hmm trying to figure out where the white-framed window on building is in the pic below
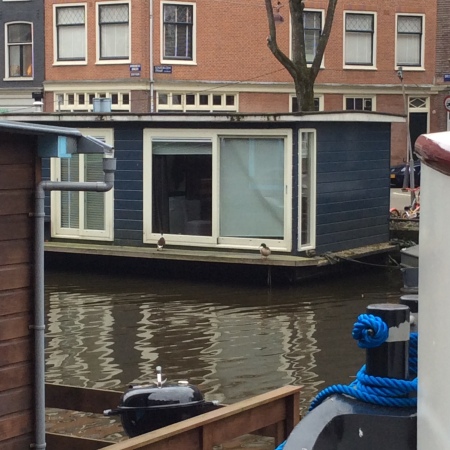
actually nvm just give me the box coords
[97,2,130,61]
[161,2,195,63]
[143,129,292,251]
[298,129,316,251]
[54,91,130,112]
[396,15,423,68]
[291,95,323,112]
[304,10,322,64]
[344,12,375,67]
[344,96,374,111]
[5,22,32,78]
[55,5,86,62]
[157,92,237,112]
[50,128,114,241]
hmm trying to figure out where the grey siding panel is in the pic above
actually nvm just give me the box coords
[313,121,391,255]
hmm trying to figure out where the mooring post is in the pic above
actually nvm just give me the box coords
[365,303,410,379]
[400,294,419,333]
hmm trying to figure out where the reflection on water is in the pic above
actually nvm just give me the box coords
[45,268,403,413]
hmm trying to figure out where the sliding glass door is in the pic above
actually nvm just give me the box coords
[144,129,292,250]
[219,137,285,241]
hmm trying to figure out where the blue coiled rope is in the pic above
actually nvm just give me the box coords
[274,316,418,450]
[309,314,418,411]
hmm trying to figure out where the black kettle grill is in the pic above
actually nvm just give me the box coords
[104,366,219,437]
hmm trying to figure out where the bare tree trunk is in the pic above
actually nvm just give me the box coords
[265,0,338,112]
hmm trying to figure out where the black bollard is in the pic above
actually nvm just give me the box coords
[400,294,418,333]
[365,303,410,380]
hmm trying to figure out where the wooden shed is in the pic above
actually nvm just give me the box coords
[0,130,37,450]
[0,120,114,449]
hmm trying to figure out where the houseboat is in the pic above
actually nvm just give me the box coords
[5,111,403,282]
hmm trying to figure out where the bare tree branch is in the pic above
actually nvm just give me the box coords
[265,0,339,111]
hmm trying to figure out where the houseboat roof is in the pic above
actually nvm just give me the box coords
[0,111,406,124]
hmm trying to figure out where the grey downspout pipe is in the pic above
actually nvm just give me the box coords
[33,157,116,449]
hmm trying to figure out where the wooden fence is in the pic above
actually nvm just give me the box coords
[45,384,301,450]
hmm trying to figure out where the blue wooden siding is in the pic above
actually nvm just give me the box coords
[313,122,391,254]
[113,126,145,246]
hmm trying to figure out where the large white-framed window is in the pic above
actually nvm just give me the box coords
[344,12,376,68]
[97,2,130,62]
[298,129,316,251]
[161,1,196,64]
[5,22,32,79]
[50,128,114,241]
[396,14,424,69]
[54,4,86,63]
[143,129,292,251]
[344,96,375,111]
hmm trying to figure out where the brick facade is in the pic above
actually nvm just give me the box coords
[43,0,441,163]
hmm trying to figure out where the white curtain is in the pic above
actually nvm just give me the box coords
[397,17,421,65]
[61,156,80,229]
[84,154,105,231]
[219,138,284,238]
[57,7,85,59]
[345,14,373,65]
[101,23,129,58]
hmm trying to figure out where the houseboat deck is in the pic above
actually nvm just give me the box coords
[44,241,397,268]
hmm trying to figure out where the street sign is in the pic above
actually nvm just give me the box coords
[154,65,172,74]
[130,64,141,77]
[444,74,450,82]
[444,95,450,112]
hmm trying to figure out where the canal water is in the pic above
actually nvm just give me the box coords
[44,263,404,415]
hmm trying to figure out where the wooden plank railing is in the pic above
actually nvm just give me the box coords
[46,383,123,414]
[45,384,301,450]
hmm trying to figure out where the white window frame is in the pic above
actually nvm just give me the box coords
[343,96,376,111]
[156,92,237,112]
[161,1,196,65]
[143,128,292,251]
[4,21,33,80]
[54,91,130,112]
[50,128,114,241]
[96,1,131,64]
[395,14,425,71]
[304,9,324,65]
[53,3,87,65]
[289,9,325,68]
[343,11,377,70]
[298,129,317,251]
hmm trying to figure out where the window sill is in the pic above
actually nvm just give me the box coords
[3,77,33,81]
[343,65,377,71]
[96,59,131,65]
[395,66,425,72]
[53,61,87,66]
[160,60,197,66]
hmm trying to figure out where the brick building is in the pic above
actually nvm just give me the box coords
[42,0,439,163]
[0,0,45,113]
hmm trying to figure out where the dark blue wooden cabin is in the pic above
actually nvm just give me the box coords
[34,112,403,271]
